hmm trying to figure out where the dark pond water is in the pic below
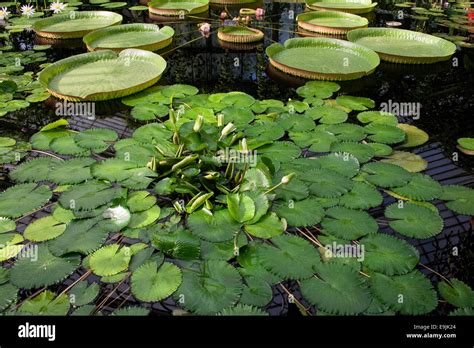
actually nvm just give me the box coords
[1,0,473,315]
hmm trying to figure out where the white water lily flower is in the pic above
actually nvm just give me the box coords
[50,1,67,14]
[102,205,131,229]
[0,7,10,20]
[20,4,35,17]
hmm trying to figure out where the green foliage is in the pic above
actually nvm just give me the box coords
[0,183,52,218]
[361,233,419,275]
[321,206,378,239]
[438,279,474,308]
[89,244,131,277]
[11,246,80,289]
[19,290,70,315]
[385,202,443,238]
[259,234,321,280]
[300,263,371,314]
[176,260,242,314]
[131,261,182,302]
[0,81,468,316]
[370,271,438,315]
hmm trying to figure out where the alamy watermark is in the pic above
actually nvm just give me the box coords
[55,100,95,120]
[380,99,421,119]
[0,243,38,262]
[215,147,257,167]
[324,241,365,262]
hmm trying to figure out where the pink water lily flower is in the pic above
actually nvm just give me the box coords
[198,22,211,36]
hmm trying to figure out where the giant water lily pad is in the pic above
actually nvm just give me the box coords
[217,26,264,43]
[83,24,174,52]
[305,0,378,14]
[297,11,368,35]
[347,28,456,64]
[266,38,380,81]
[148,0,209,16]
[33,11,123,39]
[38,49,167,101]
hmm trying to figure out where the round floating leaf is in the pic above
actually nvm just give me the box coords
[48,158,95,184]
[131,261,182,302]
[321,206,378,240]
[131,103,169,120]
[244,212,286,239]
[306,105,348,124]
[300,263,371,315]
[92,158,157,189]
[200,233,247,261]
[316,152,360,178]
[320,123,367,142]
[9,157,59,183]
[69,281,100,307]
[0,218,16,234]
[48,216,109,256]
[74,128,117,151]
[239,275,272,307]
[24,215,66,242]
[59,181,123,211]
[330,142,375,163]
[362,162,412,188]
[367,142,393,156]
[391,173,442,201]
[361,233,419,275]
[385,202,443,238]
[296,81,340,99]
[127,191,157,213]
[50,135,90,156]
[370,271,438,315]
[438,279,474,308]
[276,113,315,132]
[300,169,353,198]
[457,137,474,151]
[357,111,398,126]
[365,123,406,144]
[0,183,52,218]
[176,260,242,315]
[188,209,241,242]
[18,290,70,315]
[237,242,283,285]
[128,205,161,229]
[381,151,427,172]
[336,95,375,111]
[89,244,131,277]
[272,198,325,227]
[440,185,474,215]
[398,124,429,148]
[219,304,268,316]
[339,182,383,210]
[10,246,80,290]
[259,234,321,280]
[0,283,18,311]
[289,129,337,152]
[258,141,301,164]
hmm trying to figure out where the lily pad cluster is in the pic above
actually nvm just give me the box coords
[0,81,473,316]
[0,43,51,116]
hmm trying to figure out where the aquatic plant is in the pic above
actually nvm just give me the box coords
[0,82,473,316]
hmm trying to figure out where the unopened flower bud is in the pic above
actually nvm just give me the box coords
[193,115,204,132]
